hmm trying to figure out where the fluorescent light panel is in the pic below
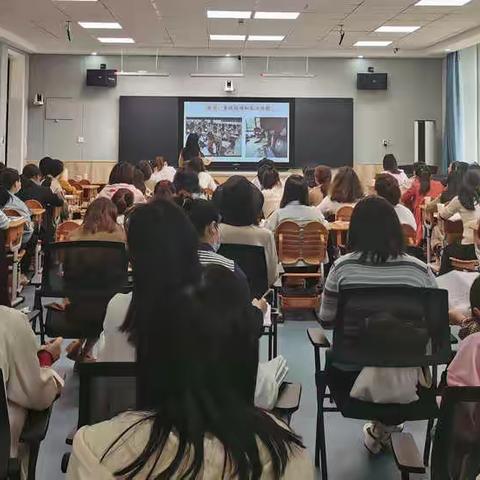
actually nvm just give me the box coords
[207,10,251,19]
[79,21,122,29]
[97,37,134,43]
[254,12,300,19]
[54,0,97,2]
[248,35,285,41]
[415,0,471,5]
[210,34,246,41]
[375,26,420,33]
[354,40,392,47]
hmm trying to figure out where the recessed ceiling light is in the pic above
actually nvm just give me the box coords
[207,10,252,19]
[91,51,98,55]
[357,55,364,58]
[248,35,285,41]
[415,0,472,5]
[97,37,135,43]
[79,22,122,29]
[354,40,392,47]
[210,34,246,41]
[375,26,420,33]
[254,12,300,19]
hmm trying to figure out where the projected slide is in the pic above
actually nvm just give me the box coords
[183,101,290,163]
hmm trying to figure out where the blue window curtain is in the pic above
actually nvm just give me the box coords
[443,52,463,171]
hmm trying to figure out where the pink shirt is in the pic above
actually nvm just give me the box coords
[97,183,146,204]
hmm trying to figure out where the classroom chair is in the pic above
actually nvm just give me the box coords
[308,286,452,480]
[61,362,303,472]
[37,241,128,343]
[218,243,278,359]
[0,230,9,306]
[392,386,480,480]
[402,224,417,247]
[334,206,353,251]
[0,369,54,480]
[275,221,327,313]
[442,218,464,246]
[55,221,80,242]
[25,200,44,276]
[449,257,480,272]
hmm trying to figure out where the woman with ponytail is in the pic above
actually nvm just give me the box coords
[401,163,444,244]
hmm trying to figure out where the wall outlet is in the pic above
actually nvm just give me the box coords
[77,136,85,144]
[382,139,392,147]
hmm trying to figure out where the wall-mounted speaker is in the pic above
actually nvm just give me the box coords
[86,69,117,87]
[357,73,388,90]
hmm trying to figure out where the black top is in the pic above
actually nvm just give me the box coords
[17,179,64,208]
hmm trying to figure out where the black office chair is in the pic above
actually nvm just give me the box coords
[0,369,54,480]
[61,362,302,472]
[218,243,278,359]
[392,386,480,480]
[308,286,452,480]
[37,241,128,343]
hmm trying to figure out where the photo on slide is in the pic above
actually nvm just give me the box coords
[245,117,288,159]
[185,117,242,157]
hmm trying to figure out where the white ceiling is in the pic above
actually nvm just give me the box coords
[1,0,480,57]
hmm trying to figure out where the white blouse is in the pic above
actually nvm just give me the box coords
[265,201,328,232]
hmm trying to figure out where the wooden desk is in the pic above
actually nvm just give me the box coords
[328,221,349,232]
[80,185,100,203]
[6,217,26,306]
[29,207,46,224]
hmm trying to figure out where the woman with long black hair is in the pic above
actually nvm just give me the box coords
[439,167,480,273]
[179,133,212,168]
[68,202,312,479]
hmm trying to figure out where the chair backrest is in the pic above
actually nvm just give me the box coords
[79,179,91,186]
[331,286,452,367]
[335,205,354,222]
[0,370,11,478]
[77,362,137,428]
[0,231,9,307]
[276,221,328,266]
[55,221,81,242]
[450,258,479,272]
[443,219,464,245]
[431,386,480,480]
[42,240,128,296]
[402,224,417,247]
[218,243,268,298]
[3,211,24,252]
[68,179,82,191]
[25,199,43,210]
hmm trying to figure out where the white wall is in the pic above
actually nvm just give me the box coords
[459,45,480,164]
[27,55,444,166]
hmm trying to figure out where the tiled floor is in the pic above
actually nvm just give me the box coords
[31,313,431,479]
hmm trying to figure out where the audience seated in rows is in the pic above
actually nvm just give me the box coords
[319,196,437,454]
[259,165,284,219]
[70,255,312,478]
[438,167,480,274]
[0,305,63,477]
[381,154,410,190]
[97,163,146,204]
[317,166,363,218]
[149,155,176,185]
[215,176,279,286]
[374,173,416,231]
[265,175,327,232]
[186,156,217,192]
[111,188,134,226]
[401,163,444,244]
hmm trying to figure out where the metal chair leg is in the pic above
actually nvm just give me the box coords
[423,418,434,467]
[315,373,328,480]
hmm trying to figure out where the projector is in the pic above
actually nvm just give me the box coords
[224,80,235,93]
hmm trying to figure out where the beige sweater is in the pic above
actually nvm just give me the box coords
[67,411,314,480]
[438,196,480,244]
[0,307,63,457]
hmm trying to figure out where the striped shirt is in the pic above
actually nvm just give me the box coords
[198,249,235,272]
[320,251,437,324]
[0,210,9,230]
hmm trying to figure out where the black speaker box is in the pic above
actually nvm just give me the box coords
[86,69,117,87]
[357,73,388,90]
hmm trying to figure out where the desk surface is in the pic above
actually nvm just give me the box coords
[8,217,26,228]
[328,221,349,231]
[30,208,46,216]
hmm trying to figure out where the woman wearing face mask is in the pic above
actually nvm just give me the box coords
[184,198,247,285]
